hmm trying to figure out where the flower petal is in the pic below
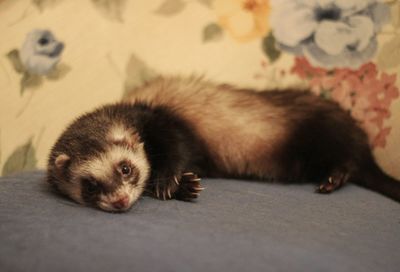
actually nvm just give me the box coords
[226,11,255,38]
[214,0,270,42]
[303,38,377,69]
[314,21,354,55]
[348,15,374,51]
[314,16,374,55]
[270,1,317,47]
[24,55,60,75]
[367,2,390,30]
[334,0,375,16]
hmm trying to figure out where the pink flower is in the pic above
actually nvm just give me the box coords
[356,62,378,79]
[331,80,355,111]
[352,96,370,121]
[372,127,392,148]
[368,73,399,108]
[291,57,326,79]
[291,57,399,148]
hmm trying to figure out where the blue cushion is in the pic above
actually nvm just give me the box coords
[0,171,399,272]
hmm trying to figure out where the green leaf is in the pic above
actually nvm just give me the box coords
[377,35,400,70]
[46,63,71,80]
[155,0,186,16]
[203,23,223,42]
[6,49,25,74]
[2,138,37,176]
[32,0,63,12]
[91,0,127,22]
[20,72,43,95]
[262,32,281,63]
[123,54,158,99]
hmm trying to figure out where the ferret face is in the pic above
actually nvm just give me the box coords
[49,128,150,212]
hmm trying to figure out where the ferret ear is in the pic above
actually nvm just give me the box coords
[118,132,141,148]
[109,131,142,149]
[137,142,144,150]
[55,154,70,170]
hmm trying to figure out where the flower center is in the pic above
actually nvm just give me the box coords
[243,0,259,12]
[314,6,341,22]
[38,37,49,46]
[346,41,360,52]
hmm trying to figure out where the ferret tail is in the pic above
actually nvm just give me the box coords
[352,157,400,203]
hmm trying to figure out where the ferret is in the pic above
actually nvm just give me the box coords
[47,76,400,212]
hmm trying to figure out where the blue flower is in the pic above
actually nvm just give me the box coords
[20,29,64,75]
[270,0,390,68]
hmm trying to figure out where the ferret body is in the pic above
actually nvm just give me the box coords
[47,76,400,212]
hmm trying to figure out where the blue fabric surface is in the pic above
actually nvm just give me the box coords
[0,171,399,272]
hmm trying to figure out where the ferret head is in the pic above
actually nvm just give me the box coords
[47,124,150,212]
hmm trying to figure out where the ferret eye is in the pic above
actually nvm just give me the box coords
[121,164,131,176]
[82,178,100,194]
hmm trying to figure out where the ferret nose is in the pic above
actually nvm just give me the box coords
[112,196,130,210]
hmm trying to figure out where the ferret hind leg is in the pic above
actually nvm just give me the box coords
[316,165,354,194]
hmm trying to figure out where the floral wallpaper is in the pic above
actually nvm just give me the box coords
[0,0,399,179]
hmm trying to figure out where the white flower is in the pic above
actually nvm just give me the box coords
[270,0,390,68]
[20,29,64,75]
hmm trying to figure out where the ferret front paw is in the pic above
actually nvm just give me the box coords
[175,172,204,201]
[153,179,179,200]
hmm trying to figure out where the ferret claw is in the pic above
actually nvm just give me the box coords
[155,185,160,199]
[317,172,349,194]
[190,178,201,182]
[167,188,172,199]
[175,172,204,201]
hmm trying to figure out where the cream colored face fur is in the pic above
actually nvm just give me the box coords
[56,126,150,212]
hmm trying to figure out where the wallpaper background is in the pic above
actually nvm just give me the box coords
[0,0,399,179]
